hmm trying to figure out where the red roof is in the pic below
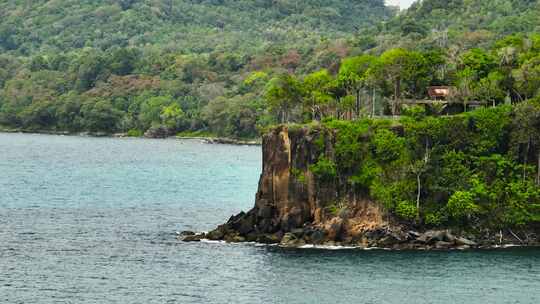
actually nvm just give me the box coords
[428,86,452,98]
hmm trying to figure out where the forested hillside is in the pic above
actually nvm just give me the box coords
[364,0,540,52]
[0,0,391,55]
[1,0,540,139]
[0,0,393,137]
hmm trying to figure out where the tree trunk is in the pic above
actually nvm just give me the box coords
[416,173,421,219]
[393,77,401,116]
[371,88,375,118]
[537,151,540,186]
[355,89,360,119]
[312,96,316,121]
[524,138,530,181]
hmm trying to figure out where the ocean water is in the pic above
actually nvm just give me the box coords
[1,132,539,304]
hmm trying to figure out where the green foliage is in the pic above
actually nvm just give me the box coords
[465,105,512,155]
[324,119,371,171]
[291,168,307,185]
[349,160,381,189]
[370,179,416,210]
[127,129,143,137]
[401,105,426,120]
[425,212,445,226]
[265,74,303,123]
[325,200,348,217]
[80,99,122,133]
[372,129,407,164]
[309,157,337,182]
[0,0,392,55]
[395,201,418,220]
[447,191,480,220]
[502,181,540,226]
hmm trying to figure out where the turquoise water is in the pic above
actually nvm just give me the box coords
[1,133,539,304]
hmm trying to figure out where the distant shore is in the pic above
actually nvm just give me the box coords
[0,128,261,146]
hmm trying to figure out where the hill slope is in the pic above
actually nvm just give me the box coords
[0,0,392,55]
[365,0,540,51]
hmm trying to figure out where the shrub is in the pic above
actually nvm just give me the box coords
[425,212,444,226]
[401,105,426,120]
[395,201,418,220]
[447,191,479,219]
[325,200,348,217]
[348,161,381,189]
[309,157,337,181]
[127,129,143,137]
[372,129,407,163]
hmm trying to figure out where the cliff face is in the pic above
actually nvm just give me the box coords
[184,109,540,249]
[204,125,410,248]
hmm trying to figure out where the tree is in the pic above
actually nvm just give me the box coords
[108,48,138,76]
[265,74,303,123]
[75,51,106,91]
[475,71,505,107]
[302,69,334,120]
[513,55,540,100]
[139,95,175,129]
[160,103,186,130]
[459,48,497,80]
[80,99,122,132]
[512,101,540,184]
[337,55,376,117]
[370,49,414,116]
[447,191,479,221]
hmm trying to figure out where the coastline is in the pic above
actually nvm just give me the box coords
[184,124,540,251]
[0,128,261,146]
[183,232,539,251]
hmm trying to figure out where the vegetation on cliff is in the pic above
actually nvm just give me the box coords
[306,102,540,230]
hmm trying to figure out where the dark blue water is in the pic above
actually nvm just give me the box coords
[1,133,539,304]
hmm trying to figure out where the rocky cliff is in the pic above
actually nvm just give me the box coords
[183,126,455,249]
[182,122,540,249]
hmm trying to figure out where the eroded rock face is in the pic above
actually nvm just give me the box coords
[196,125,533,249]
[201,125,405,247]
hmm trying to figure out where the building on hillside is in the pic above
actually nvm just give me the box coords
[427,86,454,100]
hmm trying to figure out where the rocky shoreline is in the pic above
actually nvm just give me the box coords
[176,136,261,146]
[0,129,261,145]
[179,220,538,251]
[180,125,539,251]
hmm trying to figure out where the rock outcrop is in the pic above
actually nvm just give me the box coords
[182,125,538,249]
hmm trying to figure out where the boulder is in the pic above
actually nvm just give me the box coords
[291,228,305,238]
[408,231,421,238]
[232,213,255,235]
[443,231,456,243]
[456,237,477,247]
[182,234,204,242]
[280,233,298,246]
[307,229,326,245]
[232,236,246,243]
[144,126,171,138]
[435,241,453,249]
[280,207,305,231]
[257,233,282,244]
[377,233,403,247]
[178,231,195,236]
[417,230,448,244]
[206,229,225,240]
[326,218,343,241]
